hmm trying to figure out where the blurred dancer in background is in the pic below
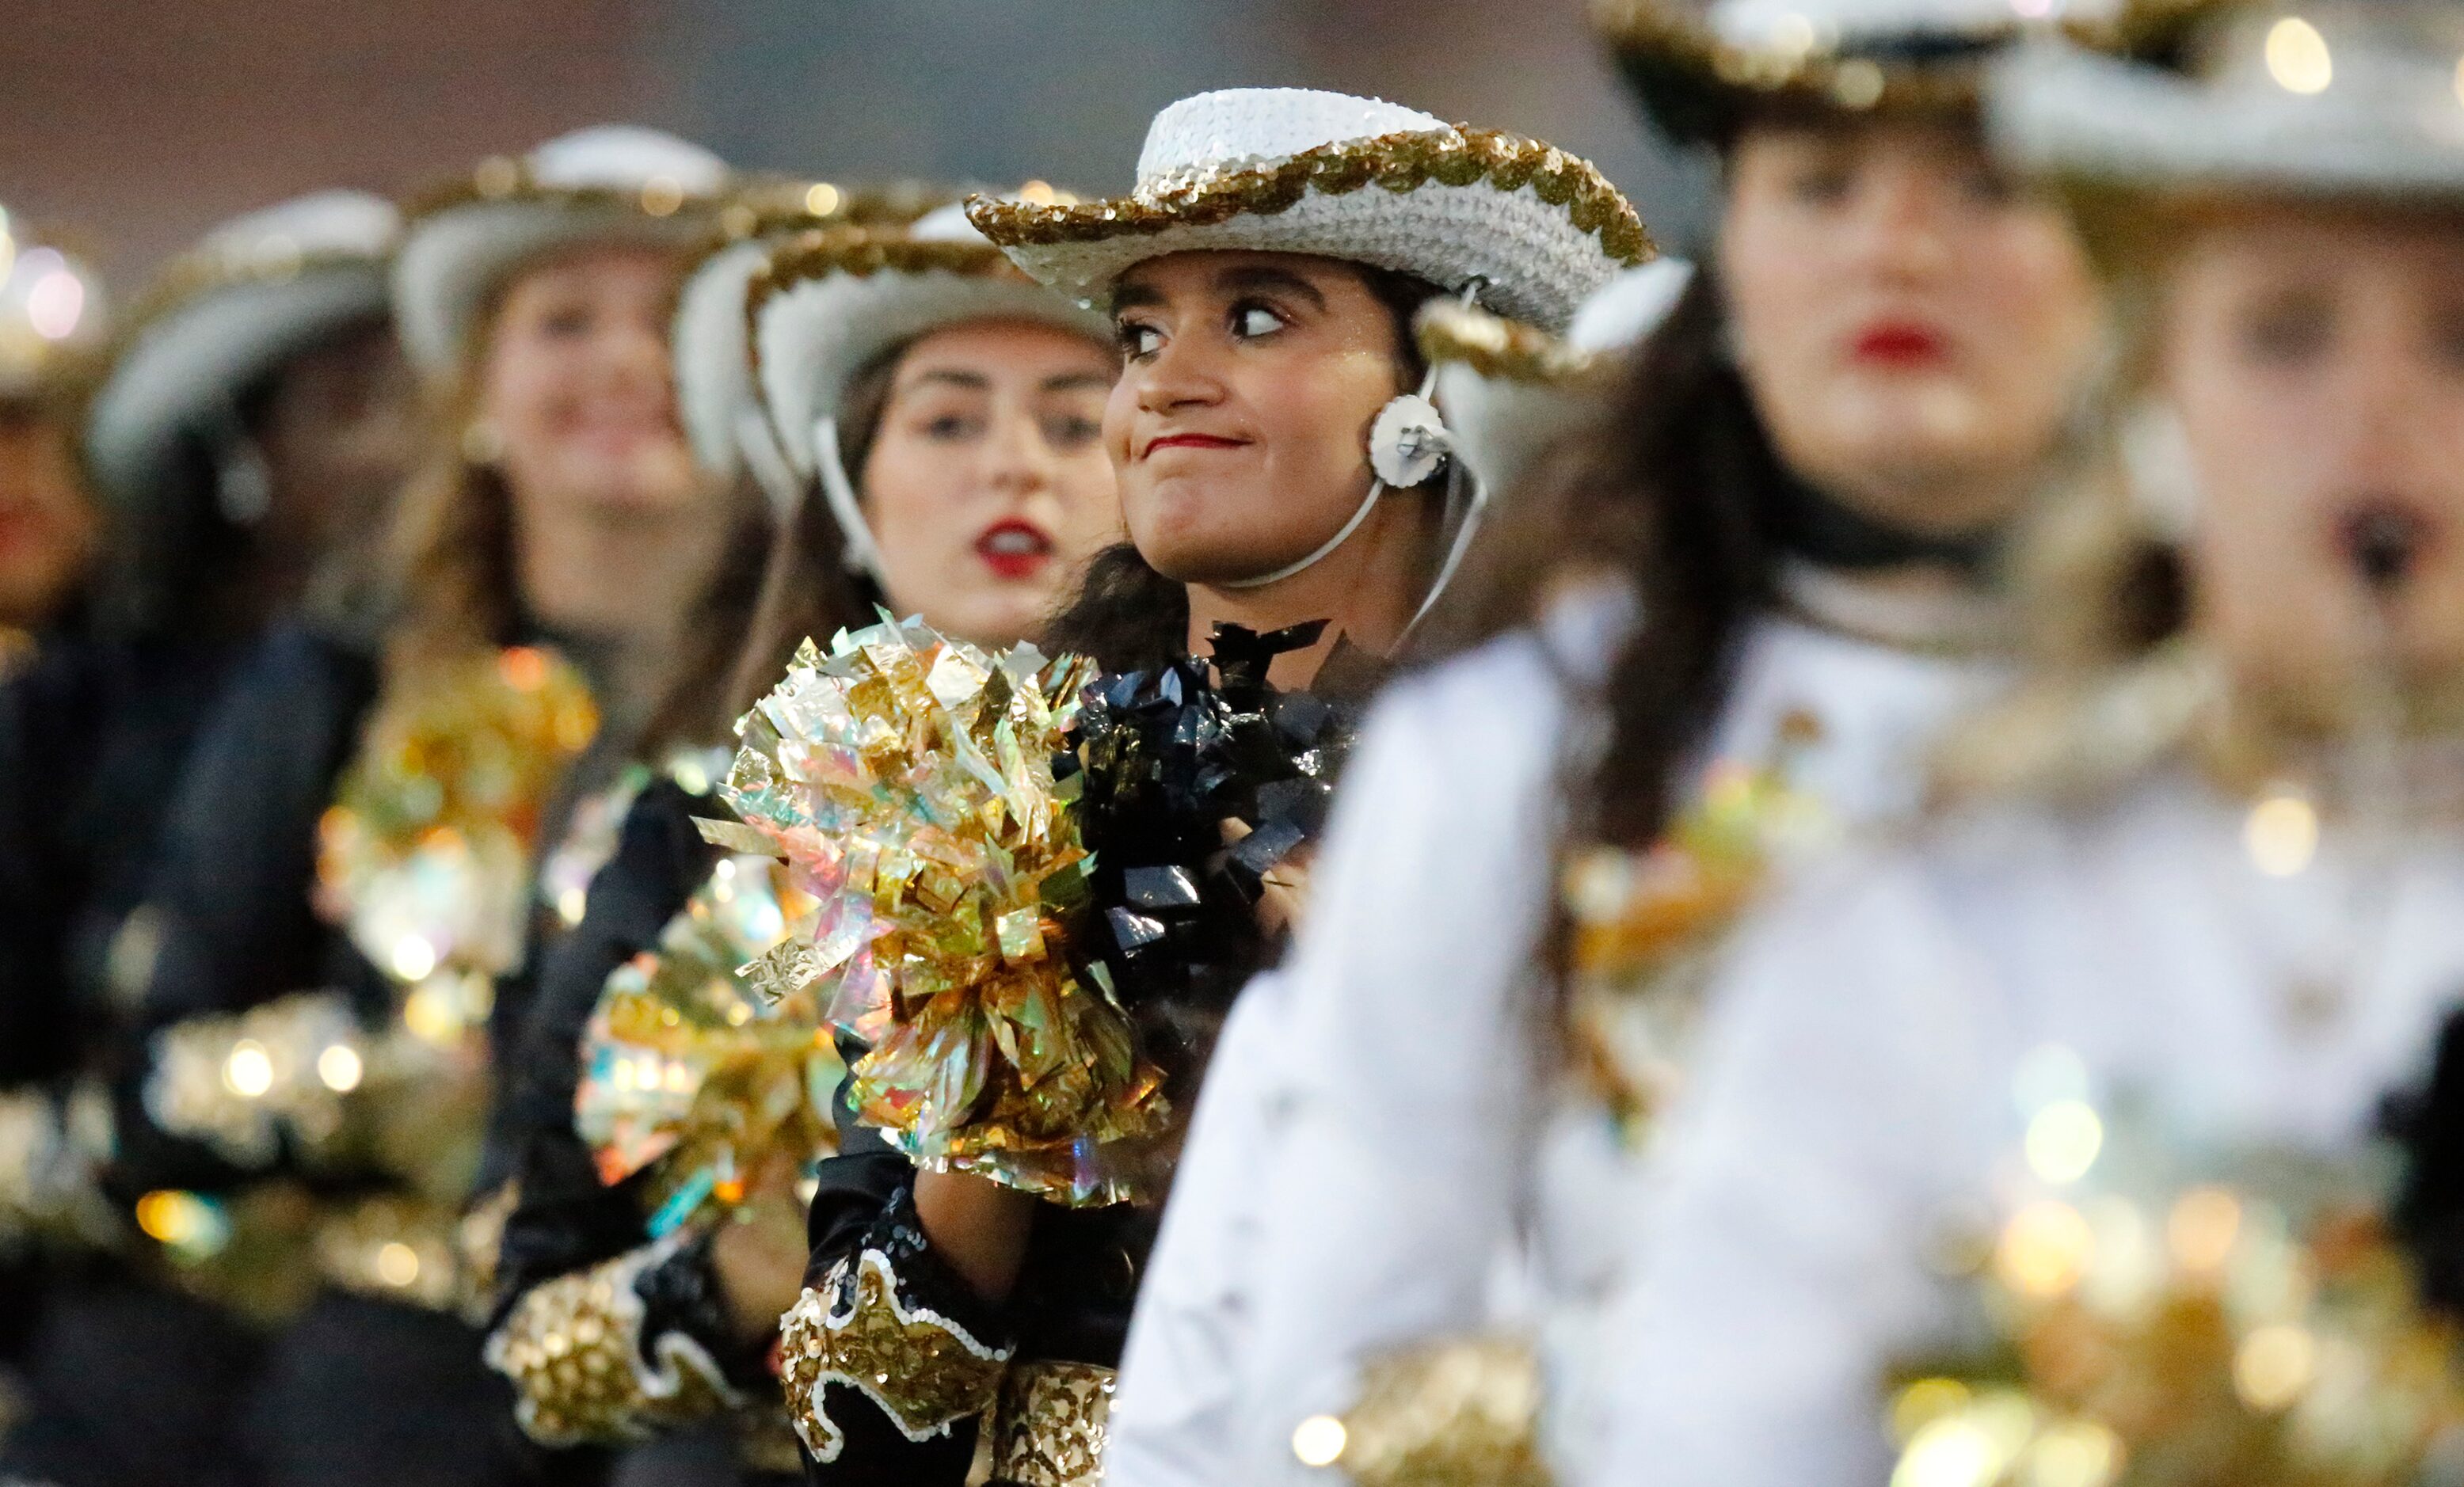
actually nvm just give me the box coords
[0,191,409,1487]
[0,221,106,668]
[116,126,746,1487]
[482,186,1125,1482]
[1121,1,2187,1481]
[1603,2,2464,1481]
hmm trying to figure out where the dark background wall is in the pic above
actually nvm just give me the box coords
[2,0,1711,293]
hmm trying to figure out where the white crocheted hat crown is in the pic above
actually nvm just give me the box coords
[0,208,108,404]
[394,125,731,378]
[969,88,1652,334]
[1991,0,2464,200]
[85,189,398,512]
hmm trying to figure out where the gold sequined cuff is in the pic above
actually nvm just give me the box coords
[486,1232,741,1446]
[778,1246,1013,1463]
[1313,1335,1552,1487]
[987,1360,1115,1487]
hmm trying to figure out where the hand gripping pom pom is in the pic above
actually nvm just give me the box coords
[707,617,1158,1205]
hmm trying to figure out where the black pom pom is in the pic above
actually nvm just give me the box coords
[1057,622,1368,1094]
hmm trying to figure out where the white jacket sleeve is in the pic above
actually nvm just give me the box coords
[1102,968,1291,1487]
[1231,634,1576,1485]
[1582,854,2006,1487]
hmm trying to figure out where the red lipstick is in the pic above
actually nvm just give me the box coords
[1851,321,1948,367]
[976,519,1053,581]
[1142,432,1247,459]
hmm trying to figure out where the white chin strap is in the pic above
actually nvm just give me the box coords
[813,415,887,580]
[1219,280,1491,644]
[1217,359,1439,594]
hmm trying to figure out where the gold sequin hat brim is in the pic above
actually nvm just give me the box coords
[1419,258,1694,497]
[393,125,732,378]
[750,203,1113,481]
[967,89,1653,335]
[1592,0,2219,146]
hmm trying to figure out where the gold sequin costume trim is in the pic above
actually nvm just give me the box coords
[987,1360,1115,1487]
[402,162,724,228]
[143,991,364,1168]
[486,1230,741,1447]
[1891,1120,2464,1484]
[777,1246,1012,1462]
[0,1086,114,1248]
[314,1193,465,1312]
[967,127,1654,272]
[1562,729,1830,1147]
[1325,1336,1552,1487]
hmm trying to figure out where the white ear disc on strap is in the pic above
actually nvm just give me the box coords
[813,415,888,580]
[1369,393,1452,488]
[1220,375,1453,591]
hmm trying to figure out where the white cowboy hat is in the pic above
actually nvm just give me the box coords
[673,182,956,517]
[966,88,1653,333]
[1593,0,2188,145]
[1991,1,2464,200]
[750,200,1112,576]
[1422,257,1697,500]
[393,124,730,379]
[0,208,109,406]
[82,189,396,514]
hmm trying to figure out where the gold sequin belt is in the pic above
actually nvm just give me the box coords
[987,1360,1116,1487]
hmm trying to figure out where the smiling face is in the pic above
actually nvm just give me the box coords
[1721,119,2101,537]
[1105,250,1413,585]
[478,244,705,527]
[2160,205,2464,710]
[859,318,1122,647]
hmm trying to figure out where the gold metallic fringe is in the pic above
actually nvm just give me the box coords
[778,1248,1011,1462]
[967,127,1655,271]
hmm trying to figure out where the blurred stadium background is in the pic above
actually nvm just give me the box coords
[2,0,1712,283]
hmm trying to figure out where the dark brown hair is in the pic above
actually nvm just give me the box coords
[707,348,900,728]
[1418,269,1784,850]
